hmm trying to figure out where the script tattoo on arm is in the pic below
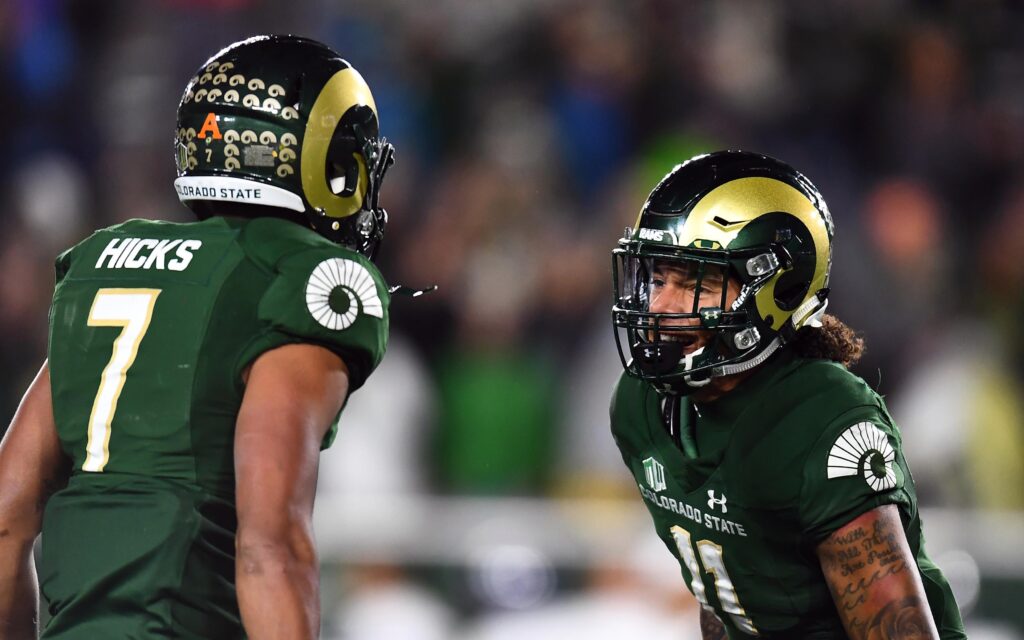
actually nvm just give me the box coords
[817,504,940,639]
[700,606,728,640]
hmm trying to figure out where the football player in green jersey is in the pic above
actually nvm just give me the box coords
[0,35,395,639]
[610,151,967,639]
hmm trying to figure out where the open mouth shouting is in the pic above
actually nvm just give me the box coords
[656,329,705,355]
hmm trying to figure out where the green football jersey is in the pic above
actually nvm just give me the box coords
[611,350,965,639]
[41,215,389,639]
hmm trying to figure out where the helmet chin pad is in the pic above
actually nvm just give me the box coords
[632,339,684,377]
[632,341,715,390]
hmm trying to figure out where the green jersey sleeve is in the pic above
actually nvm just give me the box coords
[798,404,911,544]
[234,219,390,449]
[240,247,389,389]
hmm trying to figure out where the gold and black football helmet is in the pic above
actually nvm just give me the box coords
[613,150,834,394]
[174,35,394,259]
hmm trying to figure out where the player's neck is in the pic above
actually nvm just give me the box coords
[690,369,754,404]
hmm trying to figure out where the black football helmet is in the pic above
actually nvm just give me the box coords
[612,151,834,394]
[174,35,394,259]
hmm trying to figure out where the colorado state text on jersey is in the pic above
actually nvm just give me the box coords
[638,483,748,536]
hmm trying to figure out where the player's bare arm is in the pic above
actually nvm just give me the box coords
[699,606,728,640]
[0,362,69,639]
[235,343,349,640]
[817,504,940,640]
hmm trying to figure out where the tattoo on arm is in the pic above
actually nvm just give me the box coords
[700,607,728,640]
[853,596,935,639]
[821,519,908,614]
[819,506,939,640]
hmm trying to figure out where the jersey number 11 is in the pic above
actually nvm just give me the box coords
[671,525,759,635]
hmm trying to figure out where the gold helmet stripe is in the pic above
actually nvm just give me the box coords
[683,177,830,330]
[301,67,377,219]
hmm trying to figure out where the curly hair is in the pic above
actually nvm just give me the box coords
[790,314,865,368]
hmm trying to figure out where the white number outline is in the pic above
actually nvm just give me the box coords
[83,288,160,472]
[671,525,759,635]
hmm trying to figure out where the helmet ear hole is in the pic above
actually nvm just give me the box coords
[328,159,358,196]
[325,104,378,198]
[774,270,810,311]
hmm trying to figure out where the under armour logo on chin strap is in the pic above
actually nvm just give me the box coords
[707,489,728,513]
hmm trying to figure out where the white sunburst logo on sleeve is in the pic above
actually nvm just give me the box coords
[826,421,897,492]
[305,258,384,330]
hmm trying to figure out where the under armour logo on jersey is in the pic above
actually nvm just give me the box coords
[305,258,383,330]
[642,457,667,492]
[707,490,728,513]
[826,422,897,492]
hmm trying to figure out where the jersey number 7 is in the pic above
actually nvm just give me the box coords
[83,288,161,472]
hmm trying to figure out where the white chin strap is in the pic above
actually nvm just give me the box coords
[678,294,827,385]
[792,296,828,329]
[712,336,782,378]
[705,296,828,379]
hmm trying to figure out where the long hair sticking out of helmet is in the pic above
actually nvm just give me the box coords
[612,150,835,395]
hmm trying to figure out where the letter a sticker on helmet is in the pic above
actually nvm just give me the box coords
[305,258,383,330]
[197,112,222,139]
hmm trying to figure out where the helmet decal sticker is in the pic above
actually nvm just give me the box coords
[197,113,222,139]
[174,35,394,256]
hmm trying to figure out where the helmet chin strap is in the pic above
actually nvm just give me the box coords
[799,298,828,328]
[791,291,829,329]
[698,295,828,381]
[711,336,782,378]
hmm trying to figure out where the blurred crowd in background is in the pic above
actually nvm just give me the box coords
[2,0,1024,637]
